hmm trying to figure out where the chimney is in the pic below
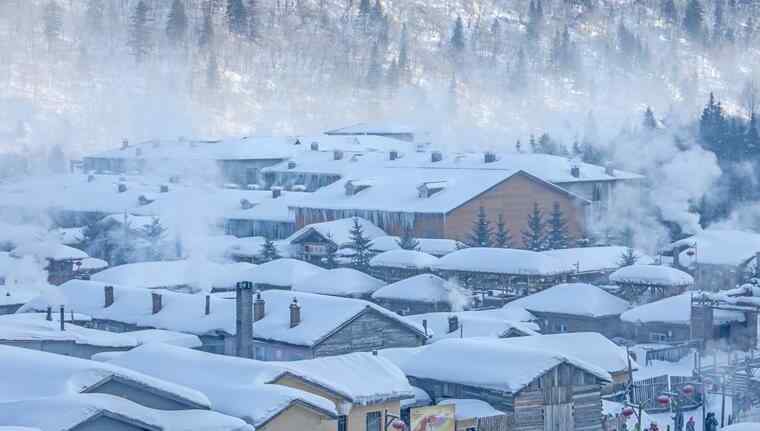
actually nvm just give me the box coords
[287,161,297,169]
[104,285,114,307]
[121,139,129,150]
[117,183,127,193]
[240,198,253,209]
[431,151,443,163]
[235,281,254,359]
[271,187,282,199]
[389,150,399,161]
[151,293,162,314]
[205,294,211,315]
[289,298,301,328]
[59,306,65,331]
[484,152,497,163]
[310,142,319,151]
[160,184,169,193]
[605,164,615,176]
[46,306,52,321]
[333,150,344,160]
[87,174,95,182]
[254,291,265,321]
[570,165,580,178]
[448,315,459,333]
[422,319,428,337]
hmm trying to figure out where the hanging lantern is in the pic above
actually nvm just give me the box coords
[682,384,695,396]
[656,395,670,406]
[686,249,696,257]
[622,406,635,418]
[390,419,406,430]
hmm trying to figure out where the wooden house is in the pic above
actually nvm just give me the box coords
[406,308,540,343]
[506,283,630,338]
[371,274,469,315]
[543,246,654,285]
[369,249,439,283]
[286,217,385,264]
[11,242,89,285]
[609,264,693,303]
[690,286,760,351]
[399,338,611,431]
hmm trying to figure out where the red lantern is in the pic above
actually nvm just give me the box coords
[656,395,670,406]
[682,384,695,396]
[622,406,635,417]
[390,419,406,430]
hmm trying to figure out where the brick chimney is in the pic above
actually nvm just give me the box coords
[570,165,580,178]
[46,306,52,321]
[448,315,459,333]
[484,152,496,163]
[289,298,301,328]
[310,142,319,151]
[104,285,114,307]
[151,293,162,314]
[235,281,254,359]
[59,306,65,331]
[254,291,265,322]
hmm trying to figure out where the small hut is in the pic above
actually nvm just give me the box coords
[369,249,439,282]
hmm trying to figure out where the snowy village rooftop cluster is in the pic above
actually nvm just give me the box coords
[0,123,759,429]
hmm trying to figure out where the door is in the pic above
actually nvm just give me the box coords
[544,403,574,431]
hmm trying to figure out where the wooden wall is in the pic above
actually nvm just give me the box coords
[530,311,623,339]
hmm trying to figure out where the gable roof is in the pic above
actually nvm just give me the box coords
[620,292,745,325]
[432,247,575,276]
[243,258,326,287]
[506,283,631,317]
[287,217,386,247]
[0,313,138,348]
[370,236,463,256]
[406,309,540,342]
[668,229,760,267]
[371,274,468,305]
[325,122,418,136]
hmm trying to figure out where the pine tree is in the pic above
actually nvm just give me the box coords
[141,217,167,260]
[324,234,339,269]
[349,218,373,269]
[712,0,724,43]
[546,202,571,249]
[683,0,704,39]
[43,1,63,49]
[370,0,384,26]
[366,43,383,89]
[198,10,214,49]
[494,214,512,248]
[127,1,152,64]
[522,202,546,251]
[643,106,658,130]
[529,134,537,152]
[450,16,466,54]
[618,247,639,266]
[700,92,728,157]
[398,23,409,73]
[166,0,188,47]
[397,228,420,250]
[468,206,493,247]
[526,0,544,40]
[226,0,248,35]
[510,48,527,91]
[260,237,280,262]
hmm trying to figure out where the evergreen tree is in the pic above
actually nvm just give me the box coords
[397,227,420,250]
[370,0,384,26]
[618,247,639,266]
[713,0,724,43]
[206,53,220,89]
[43,1,64,49]
[85,0,104,35]
[398,23,409,73]
[661,0,678,23]
[324,234,339,269]
[166,0,188,47]
[349,217,373,269]
[494,214,512,248]
[226,0,248,35]
[643,106,658,130]
[247,0,258,40]
[141,217,167,260]
[546,202,571,249]
[450,16,466,54]
[127,1,152,64]
[198,10,214,49]
[526,0,544,40]
[366,43,383,89]
[522,202,546,251]
[529,134,538,152]
[468,206,493,247]
[699,92,728,157]
[358,0,371,30]
[510,48,527,91]
[259,237,280,262]
[683,0,704,39]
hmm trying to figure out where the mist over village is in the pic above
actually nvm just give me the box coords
[2,0,760,431]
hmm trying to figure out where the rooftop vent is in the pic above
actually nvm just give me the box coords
[605,164,615,176]
[117,183,127,193]
[448,315,459,333]
[484,152,497,163]
[345,180,372,196]
[571,165,580,178]
[389,150,400,161]
[138,195,154,206]
[289,298,301,328]
[418,181,448,198]
[310,142,319,151]
[287,161,297,169]
[334,150,344,161]
[160,184,169,193]
[121,139,129,150]
[240,198,254,209]
[431,151,443,163]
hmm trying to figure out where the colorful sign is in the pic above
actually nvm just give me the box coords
[410,404,456,431]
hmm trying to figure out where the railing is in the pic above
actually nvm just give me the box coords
[644,341,701,366]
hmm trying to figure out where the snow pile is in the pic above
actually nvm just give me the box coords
[287,217,386,247]
[507,283,630,317]
[669,229,760,267]
[400,338,611,393]
[208,262,257,291]
[402,386,432,409]
[610,264,694,287]
[292,268,385,297]
[371,274,469,305]
[11,242,88,261]
[620,292,745,325]
[0,345,210,408]
[104,343,336,426]
[432,247,574,276]
[437,399,504,420]
[370,249,439,269]
[407,311,540,342]
[370,236,463,256]
[243,258,325,287]
[0,313,138,347]
[543,246,654,273]
[48,227,85,246]
[0,394,254,431]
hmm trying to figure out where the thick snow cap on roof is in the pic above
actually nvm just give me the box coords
[407,310,540,343]
[0,313,138,347]
[437,399,504,420]
[104,343,336,427]
[620,292,745,325]
[400,338,611,393]
[11,242,88,261]
[287,217,385,247]
[370,236,463,256]
[370,249,439,270]
[0,394,253,431]
[507,283,630,317]
[125,329,203,349]
[91,260,216,291]
[292,268,385,297]
[0,345,210,408]
[610,264,694,287]
[543,247,654,273]
[371,274,469,305]
[433,247,574,276]
[279,352,414,405]
[244,258,325,287]
[669,229,760,267]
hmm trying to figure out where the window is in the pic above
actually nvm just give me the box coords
[649,332,668,342]
[338,415,347,431]
[555,322,568,333]
[366,411,382,431]
[442,383,458,397]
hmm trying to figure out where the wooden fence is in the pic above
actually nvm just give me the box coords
[644,341,701,366]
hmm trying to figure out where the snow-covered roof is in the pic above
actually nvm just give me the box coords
[243,258,325,287]
[90,260,248,292]
[620,292,745,325]
[0,313,138,347]
[292,268,385,297]
[0,394,254,431]
[224,191,303,222]
[227,237,292,258]
[370,236,463,256]
[406,309,540,342]
[325,122,419,136]
[103,343,336,427]
[401,386,432,409]
[125,329,202,349]
[542,246,654,274]
[0,345,210,408]
[287,217,386,247]
[370,249,439,270]
[506,283,631,317]
[277,352,414,405]
[669,229,760,267]
[371,274,469,305]
[437,399,504,420]
[75,257,109,271]
[49,227,85,246]
[0,285,42,306]
[610,265,694,287]
[400,338,611,393]
[432,247,574,276]
[11,241,88,261]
